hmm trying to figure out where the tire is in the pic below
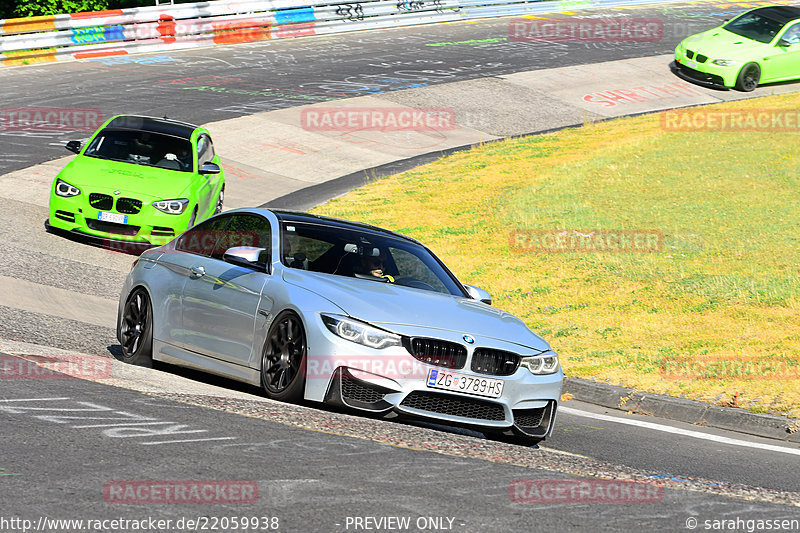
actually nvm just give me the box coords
[735,63,760,92]
[118,288,153,367]
[188,207,197,228]
[260,311,307,402]
[214,186,224,215]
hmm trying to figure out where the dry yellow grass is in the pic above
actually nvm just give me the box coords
[313,93,800,418]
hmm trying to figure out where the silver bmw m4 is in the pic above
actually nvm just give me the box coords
[117,208,563,444]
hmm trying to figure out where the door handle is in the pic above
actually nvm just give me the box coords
[189,265,205,278]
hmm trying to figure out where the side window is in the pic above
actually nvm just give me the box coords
[197,134,215,166]
[210,214,271,261]
[175,215,232,256]
[783,23,800,44]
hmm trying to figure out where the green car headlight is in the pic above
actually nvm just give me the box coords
[321,314,401,349]
[55,178,81,197]
[152,198,189,214]
[520,352,560,375]
[712,59,736,66]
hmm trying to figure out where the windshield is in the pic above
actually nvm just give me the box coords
[281,221,466,297]
[84,128,193,172]
[724,12,786,43]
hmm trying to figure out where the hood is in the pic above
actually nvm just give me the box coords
[682,27,768,60]
[283,269,551,352]
[57,155,192,201]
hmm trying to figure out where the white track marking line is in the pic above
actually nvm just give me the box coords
[559,406,800,457]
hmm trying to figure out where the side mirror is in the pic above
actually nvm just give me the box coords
[200,162,221,175]
[223,246,268,270]
[778,38,792,47]
[464,284,492,306]
[66,140,81,154]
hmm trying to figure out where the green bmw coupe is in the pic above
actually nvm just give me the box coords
[48,115,225,247]
[674,5,800,91]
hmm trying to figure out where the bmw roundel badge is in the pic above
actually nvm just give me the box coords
[463,335,475,344]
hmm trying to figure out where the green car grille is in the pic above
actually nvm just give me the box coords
[116,197,143,215]
[89,193,113,210]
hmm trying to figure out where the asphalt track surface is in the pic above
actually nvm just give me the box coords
[2,2,800,531]
[1,3,721,175]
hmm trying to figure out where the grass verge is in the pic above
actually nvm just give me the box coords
[312,93,800,418]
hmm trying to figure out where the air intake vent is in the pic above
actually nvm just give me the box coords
[401,391,505,421]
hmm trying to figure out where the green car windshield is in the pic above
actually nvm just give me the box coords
[724,12,786,43]
[84,128,193,172]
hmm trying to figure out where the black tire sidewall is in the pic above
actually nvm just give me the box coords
[120,288,153,367]
[736,63,760,92]
[261,311,307,402]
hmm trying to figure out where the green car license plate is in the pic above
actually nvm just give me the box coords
[98,211,128,224]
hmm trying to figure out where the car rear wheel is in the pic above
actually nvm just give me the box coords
[736,63,760,92]
[261,311,307,402]
[118,288,153,367]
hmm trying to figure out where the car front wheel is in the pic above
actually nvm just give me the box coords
[118,288,153,367]
[214,187,224,215]
[261,311,307,402]
[736,63,760,92]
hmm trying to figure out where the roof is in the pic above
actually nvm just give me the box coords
[103,115,198,140]
[749,6,800,24]
[271,209,422,245]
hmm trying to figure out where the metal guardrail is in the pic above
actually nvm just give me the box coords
[0,0,678,66]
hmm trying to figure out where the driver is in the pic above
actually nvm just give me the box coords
[358,252,394,282]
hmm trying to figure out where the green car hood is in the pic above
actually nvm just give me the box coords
[682,27,769,60]
[58,155,192,201]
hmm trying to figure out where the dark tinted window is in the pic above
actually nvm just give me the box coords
[85,129,192,171]
[197,134,215,166]
[280,221,465,296]
[724,12,786,43]
[175,215,232,256]
[210,214,271,261]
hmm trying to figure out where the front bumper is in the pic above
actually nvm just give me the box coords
[304,324,563,438]
[673,47,738,89]
[49,192,190,247]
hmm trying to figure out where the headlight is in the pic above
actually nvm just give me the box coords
[712,59,736,66]
[520,351,560,375]
[321,314,401,350]
[152,198,189,214]
[55,178,81,197]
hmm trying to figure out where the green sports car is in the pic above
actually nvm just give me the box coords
[674,5,800,91]
[48,115,225,247]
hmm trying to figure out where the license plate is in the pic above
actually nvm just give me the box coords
[97,211,128,224]
[426,369,504,399]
